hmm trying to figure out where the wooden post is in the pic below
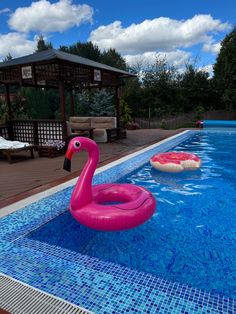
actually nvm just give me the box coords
[69,90,75,116]
[32,64,36,86]
[5,84,12,120]
[33,121,39,146]
[148,107,151,129]
[115,86,120,128]
[59,81,66,121]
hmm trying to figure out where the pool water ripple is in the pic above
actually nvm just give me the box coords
[26,132,236,299]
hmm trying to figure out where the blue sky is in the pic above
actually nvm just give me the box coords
[0,0,235,73]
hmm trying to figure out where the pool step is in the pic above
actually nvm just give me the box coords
[0,273,93,314]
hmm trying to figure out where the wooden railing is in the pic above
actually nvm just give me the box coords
[0,120,67,145]
[0,119,126,144]
[0,125,11,140]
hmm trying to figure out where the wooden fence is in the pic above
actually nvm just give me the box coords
[134,110,236,129]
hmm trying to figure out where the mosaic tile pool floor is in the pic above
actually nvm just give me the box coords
[0,131,235,313]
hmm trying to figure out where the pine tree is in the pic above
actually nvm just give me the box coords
[36,35,53,52]
[78,89,114,116]
[89,90,114,116]
[3,53,13,62]
[213,27,236,109]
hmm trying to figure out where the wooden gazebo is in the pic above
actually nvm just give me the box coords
[0,49,135,127]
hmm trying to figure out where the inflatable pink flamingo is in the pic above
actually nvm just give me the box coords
[63,137,156,231]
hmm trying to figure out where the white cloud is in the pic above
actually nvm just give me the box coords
[203,42,221,54]
[0,33,35,60]
[0,8,11,14]
[124,50,191,68]
[89,15,231,55]
[8,0,94,33]
[198,64,213,75]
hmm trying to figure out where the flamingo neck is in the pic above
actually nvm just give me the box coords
[70,143,99,209]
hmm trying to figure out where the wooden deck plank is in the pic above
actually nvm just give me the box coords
[0,129,184,209]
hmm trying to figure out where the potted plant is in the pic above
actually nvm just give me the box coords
[38,139,65,158]
[126,121,140,130]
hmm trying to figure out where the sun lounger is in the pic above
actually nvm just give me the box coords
[0,136,34,163]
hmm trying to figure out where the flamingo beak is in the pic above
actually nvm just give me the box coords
[63,157,71,172]
[63,148,73,172]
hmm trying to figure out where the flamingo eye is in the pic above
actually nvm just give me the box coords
[74,141,80,148]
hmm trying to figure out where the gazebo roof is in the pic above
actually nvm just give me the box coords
[0,49,135,123]
[0,49,135,91]
[0,49,135,78]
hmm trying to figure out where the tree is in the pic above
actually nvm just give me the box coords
[120,99,132,126]
[78,89,114,116]
[0,91,28,122]
[141,58,179,117]
[100,48,127,70]
[180,64,211,112]
[59,41,101,61]
[122,76,142,118]
[89,89,114,116]
[59,42,127,70]
[213,27,236,110]
[36,35,53,52]
[2,53,13,62]
[19,87,55,119]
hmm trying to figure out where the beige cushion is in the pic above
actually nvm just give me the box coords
[93,129,107,143]
[69,117,91,129]
[91,117,116,129]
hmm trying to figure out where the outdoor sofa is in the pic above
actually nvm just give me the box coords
[68,117,119,143]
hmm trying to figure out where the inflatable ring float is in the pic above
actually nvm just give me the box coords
[150,152,201,173]
[64,137,156,231]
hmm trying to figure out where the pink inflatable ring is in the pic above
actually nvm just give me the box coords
[150,152,201,173]
[63,137,156,231]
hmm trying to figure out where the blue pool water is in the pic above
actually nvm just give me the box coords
[28,131,236,299]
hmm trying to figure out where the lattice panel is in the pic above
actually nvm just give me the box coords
[63,64,80,81]
[37,121,65,145]
[78,67,91,85]
[0,126,10,140]
[45,80,58,88]
[22,78,34,85]
[102,72,119,86]
[36,63,60,80]
[4,68,19,83]
[62,64,92,86]
[0,71,4,82]
[12,121,34,144]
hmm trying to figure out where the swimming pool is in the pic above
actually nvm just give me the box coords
[1,130,236,313]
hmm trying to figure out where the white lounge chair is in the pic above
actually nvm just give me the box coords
[0,136,34,163]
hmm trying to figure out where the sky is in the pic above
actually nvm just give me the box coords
[0,0,235,73]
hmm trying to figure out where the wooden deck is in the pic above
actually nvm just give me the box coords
[0,129,184,209]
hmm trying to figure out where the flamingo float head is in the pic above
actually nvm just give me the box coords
[63,137,98,172]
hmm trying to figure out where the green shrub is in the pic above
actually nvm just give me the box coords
[120,99,132,126]
[160,119,167,129]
